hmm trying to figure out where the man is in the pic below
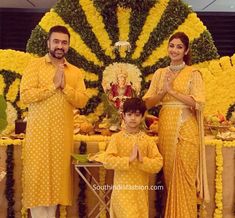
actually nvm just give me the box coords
[20,25,88,218]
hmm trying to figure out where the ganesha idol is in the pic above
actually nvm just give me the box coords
[102,62,142,130]
[108,70,135,111]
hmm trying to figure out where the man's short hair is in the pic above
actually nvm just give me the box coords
[123,97,146,116]
[48,25,70,40]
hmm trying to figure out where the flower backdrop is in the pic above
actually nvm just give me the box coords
[0,0,235,132]
[1,1,235,217]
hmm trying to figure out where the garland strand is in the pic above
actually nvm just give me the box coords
[5,144,15,218]
[154,169,164,218]
[54,0,112,65]
[0,138,235,217]
[98,142,107,218]
[213,141,223,218]
[78,141,87,218]
[128,0,157,58]
[137,0,191,63]
[59,205,67,218]
[93,1,119,45]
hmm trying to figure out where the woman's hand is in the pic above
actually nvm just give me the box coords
[164,70,174,93]
[164,70,196,107]
[162,70,172,94]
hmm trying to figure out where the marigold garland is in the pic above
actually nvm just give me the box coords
[98,142,107,218]
[219,56,232,71]
[154,169,164,217]
[117,6,131,42]
[0,139,23,146]
[0,137,234,217]
[201,56,235,116]
[5,144,15,218]
[21,207,28,218]
[0,50,34,75]
[59,205,67,218]
[0,0,220,123]
[142,13,206,67]
[1,102,17,136]
[207,140,223,218]
[78,141,87,218]
[132,0,169,59]
[79,0,114,59]
[6,79,20,103]
[0,75,6,95]
[135,0,192,64]
[21,140,27,218]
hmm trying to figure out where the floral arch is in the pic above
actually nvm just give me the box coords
[1,0,235,133]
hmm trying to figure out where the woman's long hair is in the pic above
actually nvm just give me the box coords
[168,32,191,65]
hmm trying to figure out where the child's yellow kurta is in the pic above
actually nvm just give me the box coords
[20,54,88,208]
[103,131,163,218]
[143,66,209,218]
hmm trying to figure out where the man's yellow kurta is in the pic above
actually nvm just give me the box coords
[20,54,88,208]
[103,131,163,218]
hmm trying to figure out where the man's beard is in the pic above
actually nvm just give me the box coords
[49,48,66,59]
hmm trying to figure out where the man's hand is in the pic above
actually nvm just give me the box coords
[60,71,65,89]
[53,64,64,89]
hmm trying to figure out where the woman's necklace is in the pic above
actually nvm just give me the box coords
[168,61,185,73]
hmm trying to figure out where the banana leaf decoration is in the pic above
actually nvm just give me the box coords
[0,95,7,133]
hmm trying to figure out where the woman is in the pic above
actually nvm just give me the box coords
[143,32,209,218]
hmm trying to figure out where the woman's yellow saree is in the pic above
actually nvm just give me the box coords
[143,66,209,218]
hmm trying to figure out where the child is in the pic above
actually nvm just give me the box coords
[104,97,163,218]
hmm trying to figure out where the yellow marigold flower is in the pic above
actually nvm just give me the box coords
[117,6,131,42]
[84,71,98,81]
[0,50,34,75]
[0,75,6,95]
[143,12,206,67]
[208,59,223,75]
[6,79,20,102]
[59,205,67,218]
[132,0,169,59]
[79,0,114,58]
[230,53,235,66]
[219,56,232,71]
[16,100,27,110]
[86,88,99,98]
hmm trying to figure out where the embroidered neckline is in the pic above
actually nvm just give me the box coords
[123,130,142,137]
